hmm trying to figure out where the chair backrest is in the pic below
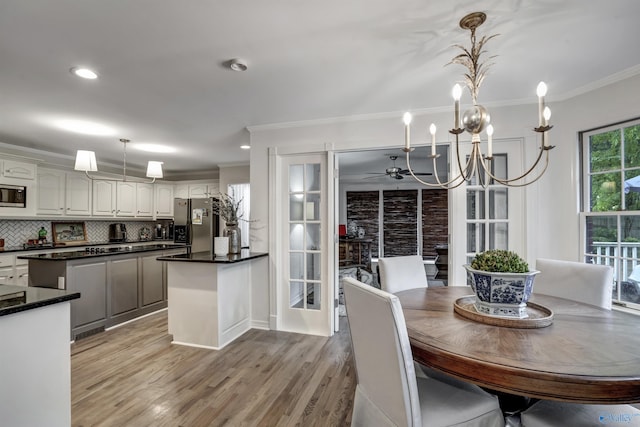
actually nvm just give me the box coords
[535,258,613,309]
[343,277,421,426]
[378,255,428,294]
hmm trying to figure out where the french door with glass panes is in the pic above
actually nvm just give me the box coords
[465,149,525,259]
[451,140,525,282]
[279,154,332,336]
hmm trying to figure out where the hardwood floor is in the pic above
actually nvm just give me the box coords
[71,311,356,426]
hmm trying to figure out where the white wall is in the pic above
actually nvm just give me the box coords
[249,72,640,327]
[534,73,640,261]
[218,164,250,193]
[216,164,271,326]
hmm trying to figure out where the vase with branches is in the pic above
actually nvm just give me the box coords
[211,192,247,254]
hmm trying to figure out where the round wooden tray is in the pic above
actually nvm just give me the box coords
[453,295,554,328]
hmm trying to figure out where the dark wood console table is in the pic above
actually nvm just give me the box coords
[339,239,372,271]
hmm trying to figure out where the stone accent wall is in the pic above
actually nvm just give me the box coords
[383,190,418,257]
[422,189,448,257]
[345,189,448,259]
[346,191,379,257]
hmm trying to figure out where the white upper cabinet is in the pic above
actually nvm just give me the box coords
[36,169,65,215]
[65,173,92,216]
[93,180,162,218]
[136,183,154,217]
[174,184,188,199]
[116,181,137,216]
[188,183,209,198]
[92,180,117,216]
[155,184,174,217]
[188,182,219,198]
[3,160,36,180]
[36,169,91,216]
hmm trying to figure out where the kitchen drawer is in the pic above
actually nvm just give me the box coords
[0,254,14,268]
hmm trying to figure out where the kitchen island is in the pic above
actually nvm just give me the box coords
[19,243,187,339]
[0,285,80,427]
[157,250,268,350]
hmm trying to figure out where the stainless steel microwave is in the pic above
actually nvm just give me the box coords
[0,184,27,207]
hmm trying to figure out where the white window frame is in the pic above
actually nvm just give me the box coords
[580,118,640,311]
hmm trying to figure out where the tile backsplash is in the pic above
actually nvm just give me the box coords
[0,219,171,247]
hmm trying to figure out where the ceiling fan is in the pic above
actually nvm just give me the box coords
[365,155,432,180]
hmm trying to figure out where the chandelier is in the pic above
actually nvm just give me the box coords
[402,12,553,188]
[74,138,164,183]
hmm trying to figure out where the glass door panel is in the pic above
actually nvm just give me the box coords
[288,163,322,311]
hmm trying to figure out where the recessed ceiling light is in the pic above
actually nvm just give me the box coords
[54,119,116,136]
[240,144,251,150]
[70,67,98,80]
[229,58,248,72]
[131,143,177,154]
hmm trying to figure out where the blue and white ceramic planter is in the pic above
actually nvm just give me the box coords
[464,265,540,318]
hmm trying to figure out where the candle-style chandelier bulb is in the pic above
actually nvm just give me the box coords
[536,81,548,97]
[452,84,462,101]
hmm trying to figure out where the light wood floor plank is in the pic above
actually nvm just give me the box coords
[71,311,355,426]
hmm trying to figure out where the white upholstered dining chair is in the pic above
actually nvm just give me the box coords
[520,400,640,426]
[520,259,640,426]
[377,255,428,294]
[343,277,504,427]
[534,258,613,309]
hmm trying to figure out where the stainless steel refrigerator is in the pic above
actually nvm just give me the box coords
[173,198,220,252]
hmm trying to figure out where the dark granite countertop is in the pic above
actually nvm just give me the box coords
[17,243,187,261]
[0,239,176,254]
[157,250,268,264]
[0,284,80,317]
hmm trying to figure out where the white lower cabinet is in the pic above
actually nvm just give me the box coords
[0,266,14,285]
[14,265,28,286]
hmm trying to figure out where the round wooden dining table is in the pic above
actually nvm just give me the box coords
[397,286,640,404]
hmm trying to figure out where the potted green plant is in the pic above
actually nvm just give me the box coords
[464,250,539,318]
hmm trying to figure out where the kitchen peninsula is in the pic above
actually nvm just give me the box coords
[157,250,268,350]
[0,285,80,427]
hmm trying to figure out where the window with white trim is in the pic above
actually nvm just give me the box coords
[581,118,640,309]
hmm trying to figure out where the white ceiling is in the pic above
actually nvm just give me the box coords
[0,0,639,179]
